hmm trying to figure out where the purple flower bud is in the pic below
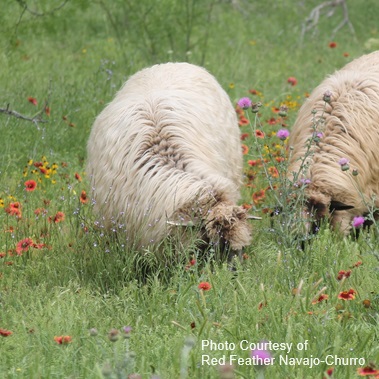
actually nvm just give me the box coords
[338,157,350,171]
[251,347,273,367]
[323,90,332,103]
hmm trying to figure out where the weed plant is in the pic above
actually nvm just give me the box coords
[1,1,379,378]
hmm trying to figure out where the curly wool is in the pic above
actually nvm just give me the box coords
[87,62,251,250]
[288,50,379,234]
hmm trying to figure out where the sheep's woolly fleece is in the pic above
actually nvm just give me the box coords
[288,50,379,234]
[87,62,251,250]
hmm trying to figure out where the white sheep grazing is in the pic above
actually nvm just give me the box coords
[87,62,254,255]
[288,50,379,235]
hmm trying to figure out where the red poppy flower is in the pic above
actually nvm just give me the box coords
[0,328,13,337]
[25,179,37,192]
[241,144,249,155]
[329,41,337,48]
[16,238,34,255]
[338,288,356,300]
[255,130,265,138]
[198,282,212,291]
[54,335,72,344]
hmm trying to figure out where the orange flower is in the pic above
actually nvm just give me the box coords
[5,202,22,218]
[238,117,249,126]
[75,173,82,182]
[255,130,265,138]
[25,179,37,192]
[338,288,356,300]
[241,144,249,155]
[329,41,337,48]
[80,190,88,204]
[16,238,34,255]
[54,335,72,344]
[252,189,266,204]
[45,106,50,116]
[198,282,212,291]
[312,294,329,304]
[0,328,13,337]
[49,211,65,223]
[240,133,249,141]
[268,166,279,178]
[27,97,37,106]
[337,270,351,280]
[357,366,379,376]
[287,76,298,86]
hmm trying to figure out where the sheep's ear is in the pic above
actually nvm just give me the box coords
[247,215,262,220]
[329,200,354,211]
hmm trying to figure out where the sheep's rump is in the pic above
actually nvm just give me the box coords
[87,62,243,248]
[288,50,379,233]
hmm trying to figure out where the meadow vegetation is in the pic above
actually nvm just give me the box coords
[1,0,379,378]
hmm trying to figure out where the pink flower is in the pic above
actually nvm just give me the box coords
[251,343,273,366]
[352,216,365,228]
[237,97,252,109]
[276,129,290,140]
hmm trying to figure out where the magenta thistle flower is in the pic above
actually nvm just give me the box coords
[251,347,273,366]
[338,157,350,171]
[276,129,290,140]
[352,216,365,228]
[237,97,252,109]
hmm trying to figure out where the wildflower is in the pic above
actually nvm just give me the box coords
[49,211,65,223]
[276,129,290,140]
[249,89,262,96]
[278,105,288,117]
[338,288,356,300]
[338,157,349,171]
[352,216,365,228]
[241,144,249,155]
[27,97,37,106]
[218,363,235,379]
[252,189,266,204]
[267,117,279,125]
[89,328,98,336]
[237,97,252,109]
[75,173,82,182]
[15,238,34,255]
[108,328,119,342]
[268,166,279,178]
[0,198,4,207]
[352,261,363,268]
[229,83,235,89]
[0,329,13,337]
[45,106,50,116]
[357,366,379,376]
[80,190,88,204]
[185,258,196,270]
[248,159,259,166]
[238,116,249,126]
[251,102,262,113]
[324,367,334,378]
[240,133,249,141]
[323,90,332,103]
[287,77,298,86]
[251,344,273,366]
[5,202,22,218]
[255,130,265,138]
[362,299,371,308]
[329,41,337,48]
[198,282,212,291]
[343,52,349,57]
[54,335,72,344]
[337,270,352,280]
[313,131,324,141]
[312,294,329,304]
[24,179,37,192]
[352,168,359,176]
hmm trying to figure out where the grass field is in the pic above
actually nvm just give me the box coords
[1,1,379,378]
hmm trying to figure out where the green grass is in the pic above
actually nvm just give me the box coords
[1,0,379,378]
